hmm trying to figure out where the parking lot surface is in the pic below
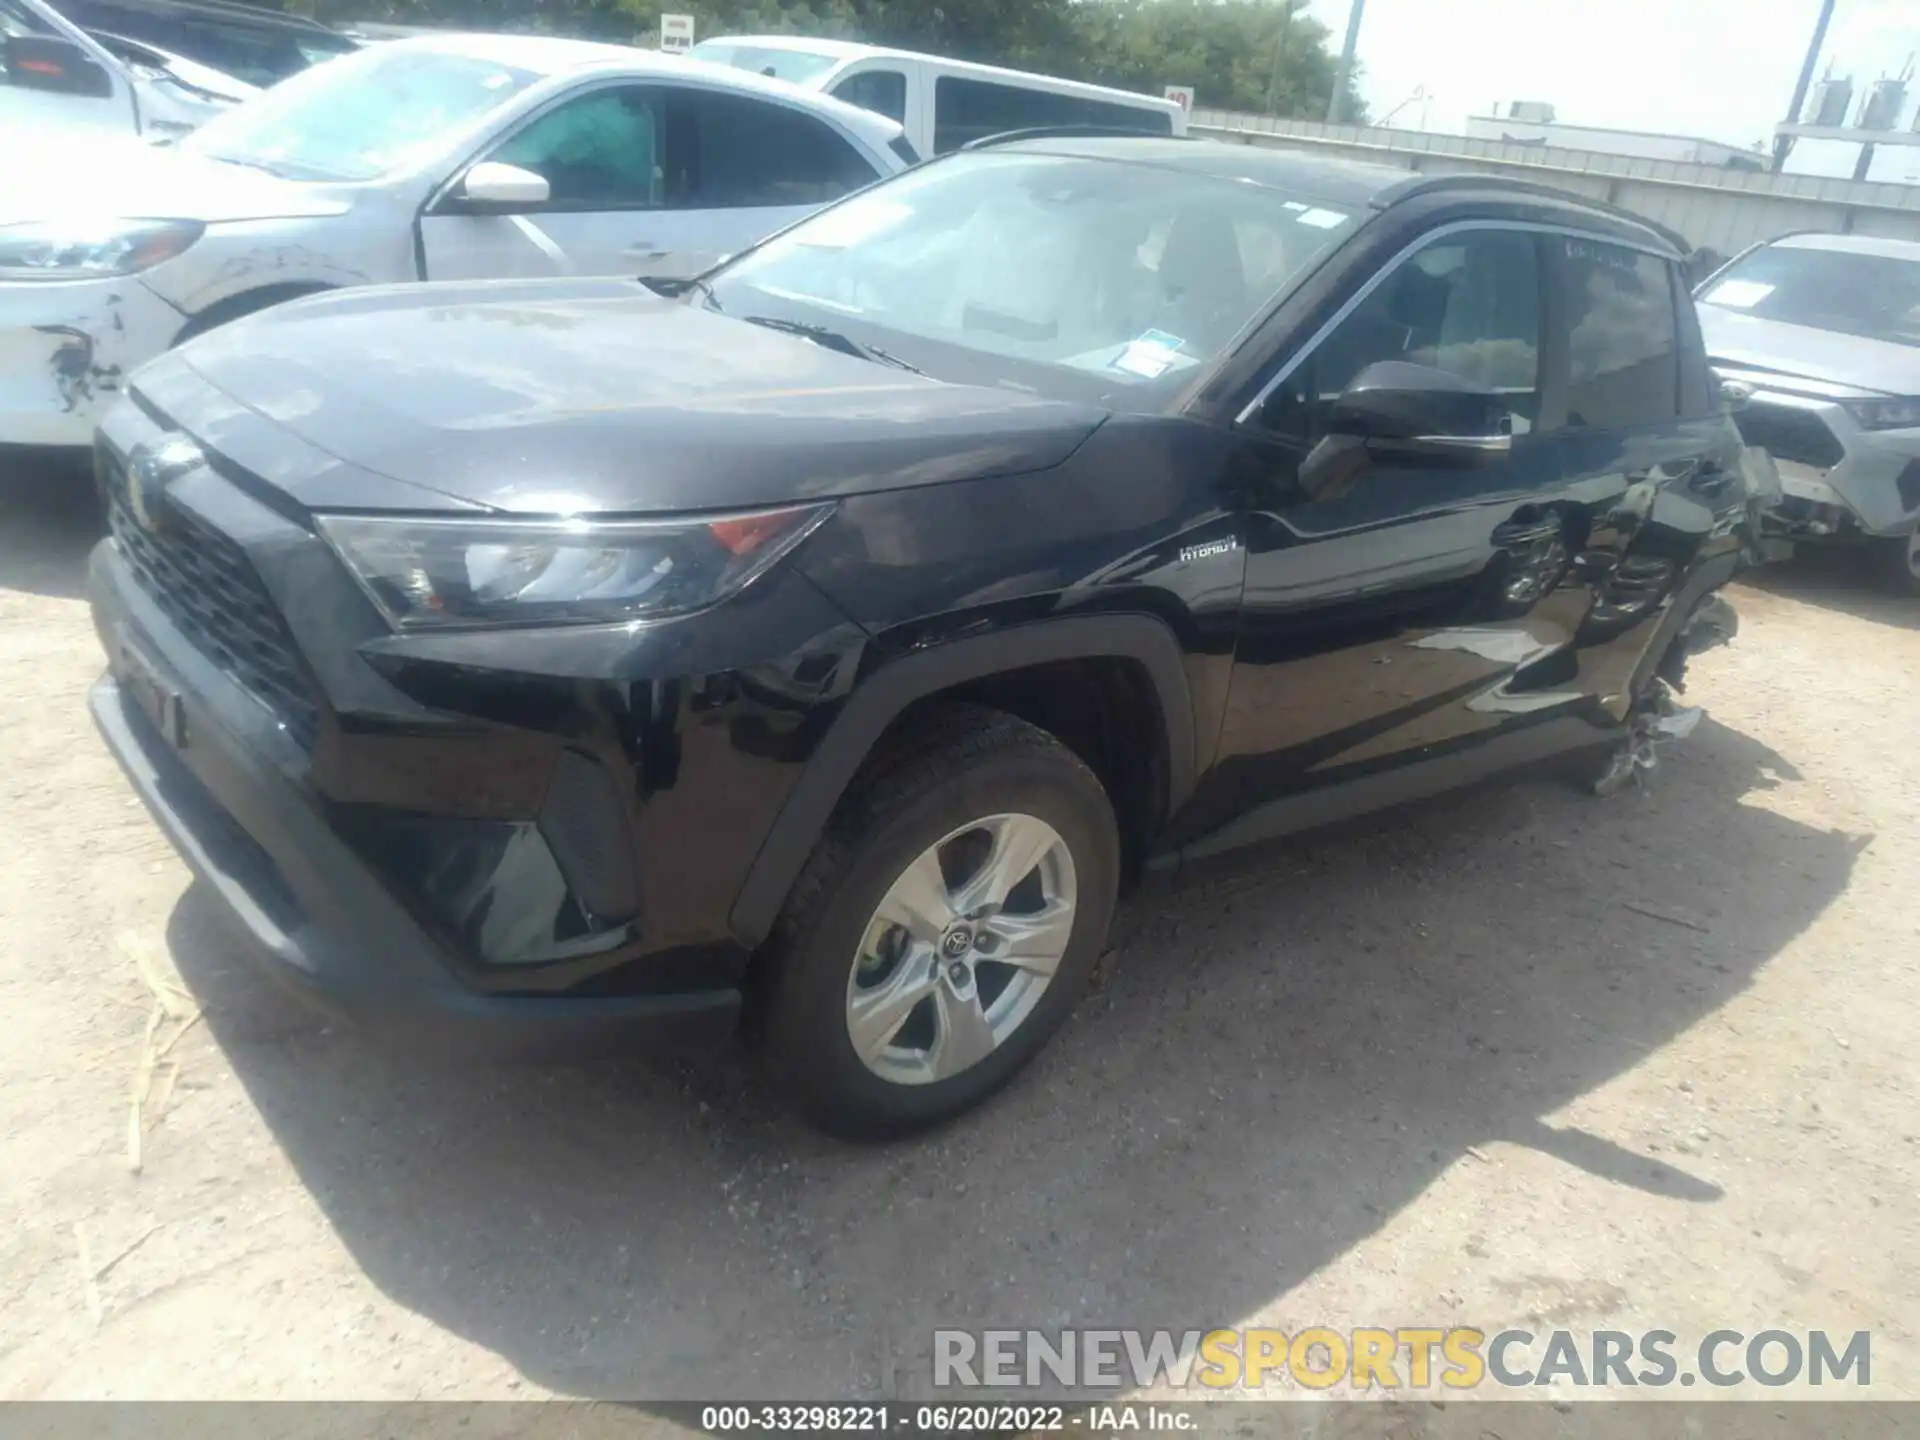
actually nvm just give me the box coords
[2,479,1916,1401]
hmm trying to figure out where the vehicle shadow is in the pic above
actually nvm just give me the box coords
[1740,548,1920,632]
[163,714,1860,1400]
[0,457,102,603]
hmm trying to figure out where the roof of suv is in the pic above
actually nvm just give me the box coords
[986,135,1686,254]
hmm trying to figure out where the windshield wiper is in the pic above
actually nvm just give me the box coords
[637,274,722,312]
[741,315,923,375]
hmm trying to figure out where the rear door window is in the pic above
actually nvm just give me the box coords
[1559,238,1679,429]
[664,87,879,208]
[831,68,906,124]
[932,74,1172,153]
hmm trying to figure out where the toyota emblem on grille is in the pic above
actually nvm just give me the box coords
[125,434,205,535]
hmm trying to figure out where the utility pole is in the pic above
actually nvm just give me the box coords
[1326,0,1365,124]
[1773,0,1837,172]
[1266,0,1296,116]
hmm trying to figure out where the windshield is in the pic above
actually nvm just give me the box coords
[182,46,541,182]
[1700,243,1920,350]
[688,40,841,86]
[707,151,1358,387]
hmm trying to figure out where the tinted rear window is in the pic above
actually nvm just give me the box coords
[1561,238,1679,429]
[932,74,1173,153]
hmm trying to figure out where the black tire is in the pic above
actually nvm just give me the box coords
[1875,532,1920,597]
[754,704,1120,1139]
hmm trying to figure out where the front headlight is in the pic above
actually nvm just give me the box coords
[1843,396,1920,431]
[0,220,204,281]
[317,506,833,630]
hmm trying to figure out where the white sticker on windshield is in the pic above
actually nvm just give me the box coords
[1112,330,1185,379]
[1704,278,1774,309]
[796,199,912,249]
[484,72,514,88]
[1295,207,1347,229]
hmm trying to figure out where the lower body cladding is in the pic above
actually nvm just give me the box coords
[0,276,183,451]
[84,463,871,1061]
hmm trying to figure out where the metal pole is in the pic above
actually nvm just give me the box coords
[1266,0,1295,116]
[1326,0,1365,124]
[1773,0,1837,171]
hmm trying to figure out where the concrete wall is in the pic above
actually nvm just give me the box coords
[1192,108,1920,256]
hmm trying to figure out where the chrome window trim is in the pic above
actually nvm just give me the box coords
[1234,217,1674,428]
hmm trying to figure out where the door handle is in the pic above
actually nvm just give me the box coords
[623,241,670,259]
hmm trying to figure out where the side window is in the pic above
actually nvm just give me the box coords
[492,86,661,209]
[831,68,906,124]
[666,88,879,208]
[932,75,1171,153]
[1561,238,1678,429]
[1257,228,1542,443]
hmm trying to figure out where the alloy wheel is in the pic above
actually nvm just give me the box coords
[845,812,1077,1086]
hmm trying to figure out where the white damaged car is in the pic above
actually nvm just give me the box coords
[0,32,911,455]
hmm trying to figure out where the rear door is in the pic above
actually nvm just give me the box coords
[420,81,883,283]
[1547,234,1742,716]
[1202,223,1582,827]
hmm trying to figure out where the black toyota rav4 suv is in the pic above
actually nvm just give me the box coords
[89,135,1758,1137]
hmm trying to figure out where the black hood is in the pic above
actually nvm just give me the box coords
[166,278,1109,515]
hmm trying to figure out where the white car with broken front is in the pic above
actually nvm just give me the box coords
[0,31,910,454]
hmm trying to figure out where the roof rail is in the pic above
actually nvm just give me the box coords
[961,125,1191,151]
[92,0,349,35]
[1375,172,1689,252]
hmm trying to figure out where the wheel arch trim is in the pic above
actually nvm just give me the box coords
[728,613,1196,946]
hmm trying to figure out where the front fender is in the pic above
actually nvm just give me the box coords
[141,219,412,320]
[727,613,1196,945]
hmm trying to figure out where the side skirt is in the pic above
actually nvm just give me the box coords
[1145,714,1621,883]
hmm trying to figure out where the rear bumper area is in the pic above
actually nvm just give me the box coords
[88,551,741,1062]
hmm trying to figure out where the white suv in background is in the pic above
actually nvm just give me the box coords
[0,32,910,455]
[690,35,1185,157]
[1698,233,1920,593]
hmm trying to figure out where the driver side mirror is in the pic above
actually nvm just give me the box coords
[454,161,551,212]
[1298,360,1514,501]
[4,35,115,98]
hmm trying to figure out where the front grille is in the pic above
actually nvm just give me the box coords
[1734,402,1844,469]
[100,446,320,748]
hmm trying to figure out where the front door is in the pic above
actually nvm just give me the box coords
[1195,224,1582,837]
[420,82,883,283]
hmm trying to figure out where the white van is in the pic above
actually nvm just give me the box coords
[1,0,252,141]
[688,36,1185,157]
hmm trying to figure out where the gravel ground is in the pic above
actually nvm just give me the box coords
[2,474,1916,1405]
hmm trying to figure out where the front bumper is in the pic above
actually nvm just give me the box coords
[88,547,742,1059]
[1730,388,1920,538]
[0,276,182,449]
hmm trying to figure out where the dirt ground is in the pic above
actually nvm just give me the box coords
[2,473,1916,1406]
